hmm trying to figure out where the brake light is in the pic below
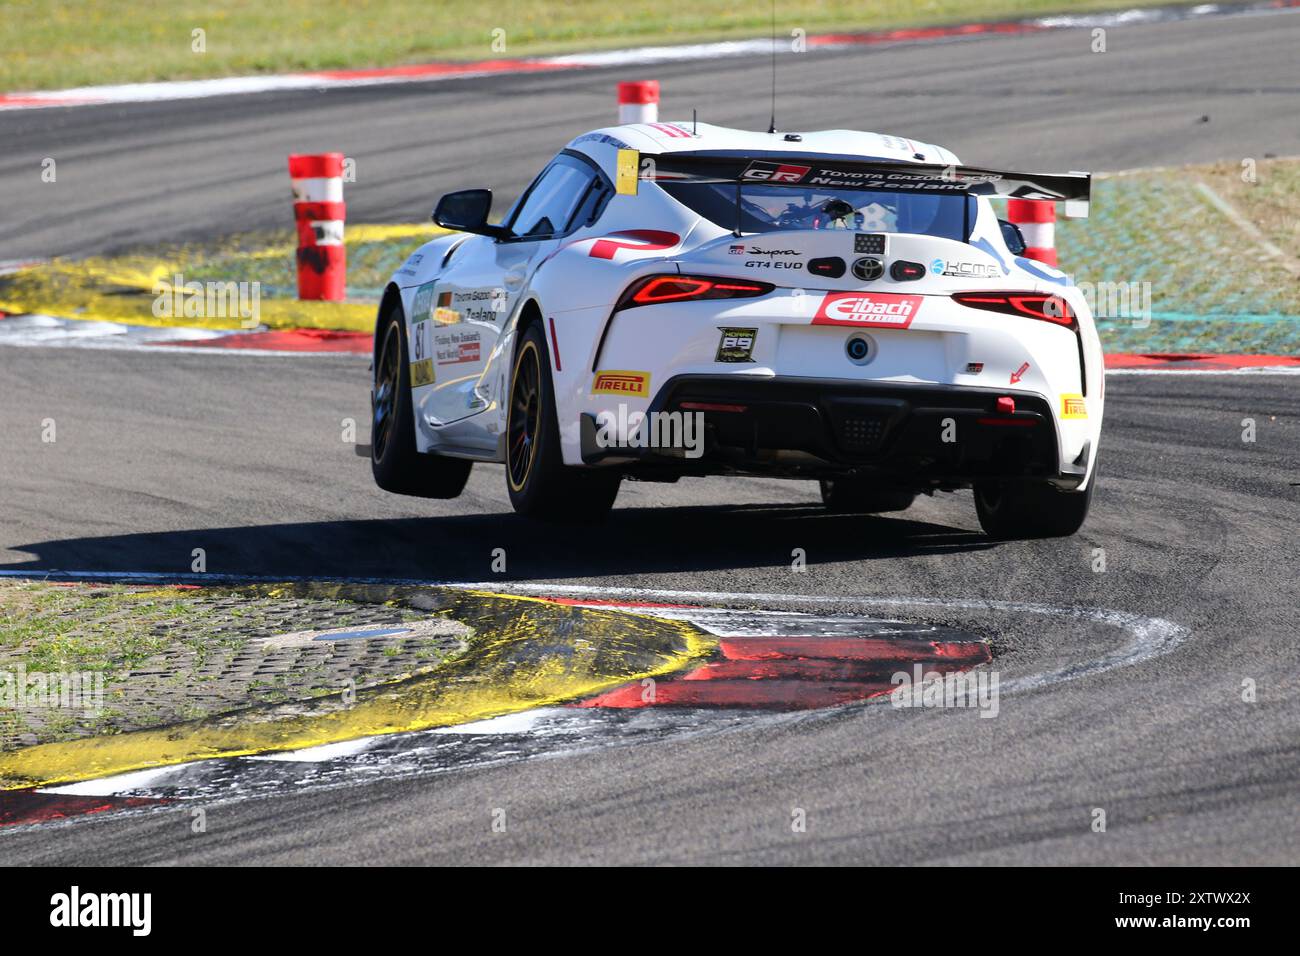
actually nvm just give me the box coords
[952,292,1076,327]
[618,274,773,310]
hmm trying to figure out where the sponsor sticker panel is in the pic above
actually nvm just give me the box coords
[435,328,482,366]
[592,370,651,397]
[410,316,436,386]
[813,292,924,329]
[715,327,757,363]
[1060,393,1088,419]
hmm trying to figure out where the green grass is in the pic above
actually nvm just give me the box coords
[4,0,1198,92]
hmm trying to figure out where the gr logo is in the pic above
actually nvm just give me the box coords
[740,161,810,183]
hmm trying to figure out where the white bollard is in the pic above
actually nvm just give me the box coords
[617,81,659,124]
[1007,198,1057,267]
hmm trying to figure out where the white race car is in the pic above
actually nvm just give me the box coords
[370,122,1101,538]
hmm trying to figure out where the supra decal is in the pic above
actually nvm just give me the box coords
[1060,393,1088,419]
[410,358,435,387]
[740,161,811,184]
[592,370,650,396]
[743,246,801,269]
[813,292,923,329]
[716,327,757,363]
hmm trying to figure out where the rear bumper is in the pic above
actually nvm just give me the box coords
[581,374,1086,486]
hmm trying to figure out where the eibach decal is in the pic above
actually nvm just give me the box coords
[812,292,924,329]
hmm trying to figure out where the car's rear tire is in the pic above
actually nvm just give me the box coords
[819,479,915,514]
[507,323,620,522]
[370,305,473,499]
[973,477,1094,539]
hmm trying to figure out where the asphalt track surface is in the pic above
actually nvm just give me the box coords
[4,11,1300,259]
[1,13,1299,864]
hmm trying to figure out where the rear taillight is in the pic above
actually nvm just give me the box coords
[617,274,773,311]
[952,292,1076,328]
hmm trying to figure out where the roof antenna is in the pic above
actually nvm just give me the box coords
[693,108,698,135]
[767,0,777,134]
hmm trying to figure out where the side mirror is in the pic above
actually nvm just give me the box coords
[432,188,510,239]
[999,219,1027,256]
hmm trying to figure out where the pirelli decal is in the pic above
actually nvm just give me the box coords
[1060,394,1087,419]
[592,370,650,397]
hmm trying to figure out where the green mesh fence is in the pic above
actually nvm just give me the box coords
[1056,175,1300,355]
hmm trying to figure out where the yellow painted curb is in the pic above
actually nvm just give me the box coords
[0,224,449,333]
[0,262,375,332]
[0,585,715,790]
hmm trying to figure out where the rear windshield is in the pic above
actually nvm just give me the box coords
[661,181,973,242]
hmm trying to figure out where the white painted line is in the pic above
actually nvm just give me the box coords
[1106,366,1300,376]
[246,737,379,762]
[1194,181,1300,277]
[429,707,570,735]
[39,762,205,796]
[3,3,1296,112]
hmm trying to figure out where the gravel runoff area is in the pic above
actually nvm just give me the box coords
[0,581,469,750]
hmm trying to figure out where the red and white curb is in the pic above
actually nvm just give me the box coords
[3,2,1297,112]
[3,313,1294,374]
[0,575,1188,830]
[0,313,369,356]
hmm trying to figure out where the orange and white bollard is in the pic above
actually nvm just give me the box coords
[617,81,659,124]
[1006,198,1057,267]
[288,152,346,300]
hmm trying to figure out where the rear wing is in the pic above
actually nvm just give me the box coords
[615,149,1091,217]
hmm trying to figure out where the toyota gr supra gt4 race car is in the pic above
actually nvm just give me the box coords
[370,122,1102,538]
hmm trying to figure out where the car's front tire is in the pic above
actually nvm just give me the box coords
[820,479,915,514]
[506,323,620,522]
[973,477,1093,539]
[370,305,473,498]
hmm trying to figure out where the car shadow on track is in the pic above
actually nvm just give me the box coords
[1,502,993,581]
